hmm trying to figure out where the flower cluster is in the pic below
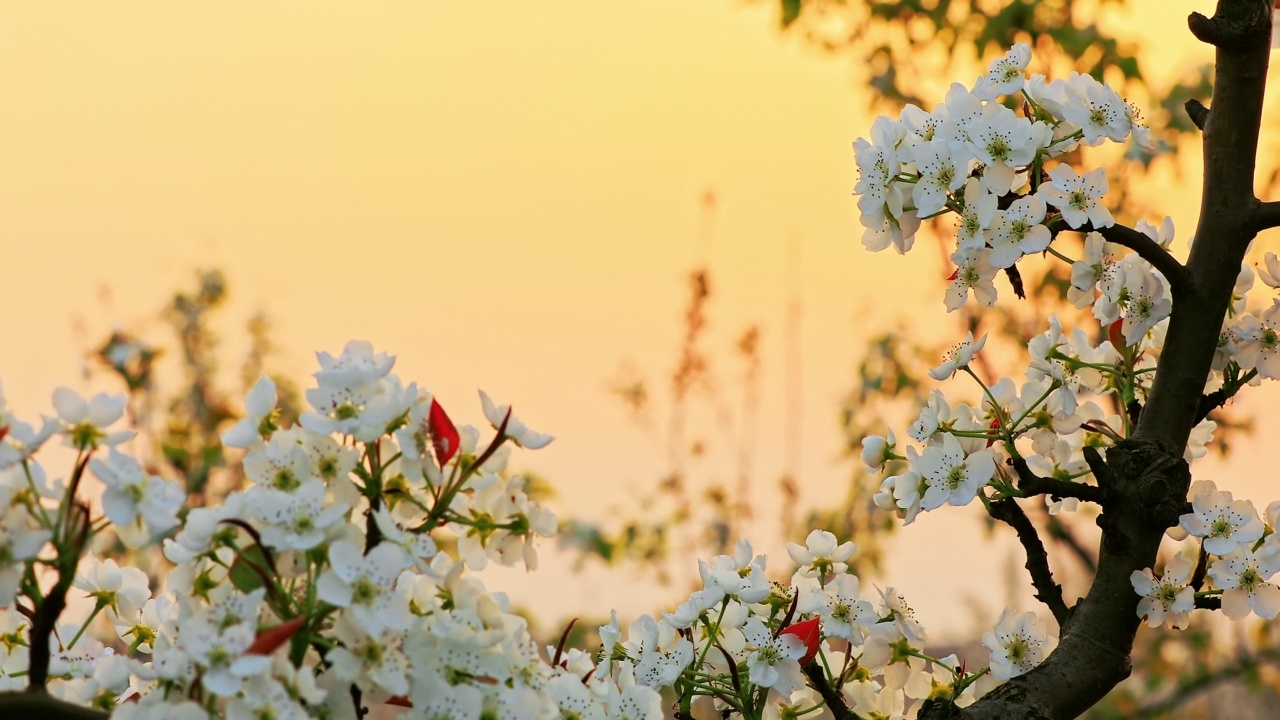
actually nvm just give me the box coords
[853,43,1154,312]
[594,529,1054,718]
[3,348,1067,720]
[854,44,1280,642]
[0,341,614,719]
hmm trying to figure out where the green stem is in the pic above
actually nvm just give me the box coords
[68,600,108,650]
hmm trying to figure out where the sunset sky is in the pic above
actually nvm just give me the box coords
[3,0,1278,640]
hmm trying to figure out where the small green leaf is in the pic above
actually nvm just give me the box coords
[780,0,801,27]
[229,543,272,593]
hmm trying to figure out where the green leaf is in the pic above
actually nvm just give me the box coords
[780,0,801,27]
[229,543,272,594]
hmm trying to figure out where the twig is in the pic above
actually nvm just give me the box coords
[1185,99,1210,132]
[802,661,861,720]
[1009,456,1104,505]
[987,498,1070,624]
[1188,3,1272,48]
[1194,595,1222,610]
[1251,200,1280,232]
[1091,222,1190,293]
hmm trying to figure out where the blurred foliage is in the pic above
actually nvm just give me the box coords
[92,269,301,505]
[772,0,1215,168]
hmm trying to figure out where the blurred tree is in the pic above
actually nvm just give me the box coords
[92,270,301,507]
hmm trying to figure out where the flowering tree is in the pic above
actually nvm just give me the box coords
[849,1,1280,717]
[3,3,1280,719]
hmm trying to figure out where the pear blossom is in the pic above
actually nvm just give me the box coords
[51,388,132,450]
[479,390,554,449]
[878,586,926,642]
[813,574,877,642]
[956,178,998,250]
[255,480,349,551]
[243,430,313,492]
[987,196,1051,268]
[966,107,1049,194]
[877,464,925,525]
[0,494,50,606]
[88,449,185,546]
[74,557,150,620]
[1068,232,1123,311]
[1233,299,1280,379]
[220,375,278,449]
[1038,165,1113,229]
[179,615,271,696]
[742,617,806,694]
[854,116,908,227]
[1136,216,1175,250]
[914,433,996,511]
[1207,544,1280,620]
[909,390,956,442]
[1118,260,1171,345]
[972,43,1031,100]
[372,506,438,569]
[0,416,58,470]
[1060,75,1130,145]
[1185,419,1217,462]
[1258,252,1280,289]
[1131,553,1195,629]
[911,140,965,217]
[933,83,987,153]
[929,332,987,380]
[697,539,771,604]
[325,615,410,697]
[313,339,396,389]
[1178,481,1264,555]
[982,608,1056,680]
[787,529,855,578]
[861,430,897,472]
[862,211,920,254]
[316,541,412,635]
[944,248,999,311]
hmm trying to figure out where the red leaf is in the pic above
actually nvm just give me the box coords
[779,617,821,664]
[428,398,461,468]
[386,696,414,708]
[246,616,307,656]
[0,425,8,443]
[1107,319,1126,349]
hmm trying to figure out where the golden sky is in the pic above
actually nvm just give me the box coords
[3,0,1278,638]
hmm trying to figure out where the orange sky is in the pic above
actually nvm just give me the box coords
[3,0,1278,639]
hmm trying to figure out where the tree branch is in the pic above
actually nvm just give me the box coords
[1194,595,1222,610]
[1188,2,1273,47]
[1009,456,1105,505]
[987,498,1070,625]
[0,692,110,720]
[1251,200,1280,232]
[1093,222,1190,293]
[1185,99,1210,131]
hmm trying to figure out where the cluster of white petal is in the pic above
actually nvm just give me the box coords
[0,340,602,719]
[601,533,1029,716]
[852,43,1157,314]
[852,43,1280,644]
